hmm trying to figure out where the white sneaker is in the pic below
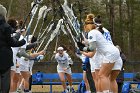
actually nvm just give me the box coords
[16,88,24,93]
[85,91,91,93]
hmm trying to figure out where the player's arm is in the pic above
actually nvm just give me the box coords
[81,50,96,58]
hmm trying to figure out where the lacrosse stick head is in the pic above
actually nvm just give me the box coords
[38,5,47,19]
[34,0,43,4]
[43,7,52,19]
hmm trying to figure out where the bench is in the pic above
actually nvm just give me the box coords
[32,72,83,93]
[122,73,140,93]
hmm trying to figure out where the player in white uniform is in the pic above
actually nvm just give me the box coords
[79,14,98,92]
[77,14,123,93]
[80,52,97,92]
[94,16,123,93]
[76,53,92,93]
[55,47,73,93]
[14,22,45,92]
[28,35,38,91]
[9,19,26,92]
[91,27,122,93]
[79,26,122,93]
[17,28,30,93]
[18,43,45,92]
[81,15,122,93]
[10,46,21,92]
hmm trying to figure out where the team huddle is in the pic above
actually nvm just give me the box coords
[0,1,123,93]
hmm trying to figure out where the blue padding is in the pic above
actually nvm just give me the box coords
[32,73,83,83]
[32,72,83,93]
[42,73,83,80]
[43,73,59,79]
[124,73,135,78]
[72,73,83,79]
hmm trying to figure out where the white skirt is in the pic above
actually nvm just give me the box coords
[29,60,34,75]
[89,58,95,72]
[11,55,17,71]
[16,67,20,73]
[57,65,72,75]
[93,50,122,71]
[19,64,29,72]
[93,51,103,70]
[112,57,123,70]
[102,48,120,63]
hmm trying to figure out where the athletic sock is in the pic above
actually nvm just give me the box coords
[69,85,74,92]
[18,84,23,90]
[64,89,68,93]
[69,85,72,89]
[103,90,110,93]
[86,90,91,93]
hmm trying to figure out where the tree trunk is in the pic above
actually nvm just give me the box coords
[7,0,13,18]
[119,0,124,48]
[109,0,115,40]
[129,0,134,59]
[126,0,134,60]
[105,0,110,27]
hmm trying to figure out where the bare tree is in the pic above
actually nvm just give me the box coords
[7,0,13,18]
[126,0,134,60]
[109,0,115,40]
[119,0,123,48]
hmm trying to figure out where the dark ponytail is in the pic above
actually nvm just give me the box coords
[94,15,101,24]
[98,25,104,34]
[7,18,18,32]
[94,15,104,34]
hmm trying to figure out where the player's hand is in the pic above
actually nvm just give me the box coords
[38,50,46,55]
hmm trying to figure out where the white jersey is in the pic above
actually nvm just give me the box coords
[88,29,120,63]
[19,57,29,67]
[12,47,19,64]
[11,34,21,62]
[12,35,26,65]
[89,57,96,72]
[103,28,122,69]
[102,27,113,45]
[19,35,27,49]
[11,46,19,71]
[29,49,36,74]
[55,52,71,68]
[29,60,34,75]
[18,35,29,67]
[91,27,113,66]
